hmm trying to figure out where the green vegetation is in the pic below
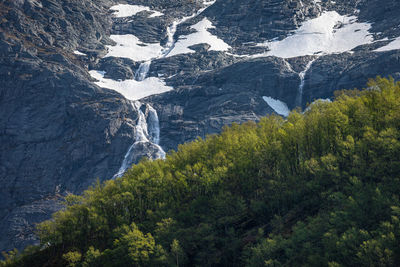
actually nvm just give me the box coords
[3,77,400,266]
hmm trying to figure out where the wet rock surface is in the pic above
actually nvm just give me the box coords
[1,0,400,253]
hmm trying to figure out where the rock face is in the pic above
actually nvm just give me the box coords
[148,55,301,150]
[1,0,400,253]
[0,0,140,252]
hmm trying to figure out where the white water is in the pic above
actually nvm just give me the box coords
[135,61,152,81]
[162,0,218,57]
[147,105,161,144]
[113,101,165,179]
[134,101,149,142]
[105,1,218,178]
[130,0,217,81]
[113,143,136,179]
[296,58,317,107]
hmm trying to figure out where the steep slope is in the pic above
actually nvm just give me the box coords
[0,0,141,252]
[2,0,400,254]
[4,77,400,266]
[91,0,400,152]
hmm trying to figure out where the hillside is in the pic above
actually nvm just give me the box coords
[2,0,400,252]
[2,77,400,266]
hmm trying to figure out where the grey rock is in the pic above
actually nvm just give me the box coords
[0,0,140,253]
[303,50,400,106]
[2,0,400,254]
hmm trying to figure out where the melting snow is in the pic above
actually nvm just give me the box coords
[167,18,231,57]
[91,1,223,100]
[110,4,164,18]
[374,37,400,52]
[255,11,373,58]
[73,50,86,56]
[263,96,290,117]
[105,34,163,61]
[89,70,173,100]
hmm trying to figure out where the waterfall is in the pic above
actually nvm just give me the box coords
[147,105,161,144]
[113,101,165,179]
[112,143,135,179]
[296,58,317,107]
[132,0,217,82]
[135,60,152,81]
[162,0,216,57]
[133,1,216,81]
[113,0,216,179]
[134,101,149,142]
[163,21,179,55]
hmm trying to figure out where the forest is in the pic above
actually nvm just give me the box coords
[2,77,400,266]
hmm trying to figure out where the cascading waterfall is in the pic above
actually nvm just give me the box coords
[135,60,152,81]
[132,0,216,82]
[112,144,135,179]
[147,105,161,144]
[113,101,165,179]
[133,10,198,81]
[162,0,216,57]
[133,101,149,142]
[295,58,317,107]
[163,20,179,55]
[114,0,216,178]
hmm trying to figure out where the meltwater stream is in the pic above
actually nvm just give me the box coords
[133,0,217,82]
[113,101,166,179]
[295,58,317,107]
[114,0,217,178]
[135,61,151,81]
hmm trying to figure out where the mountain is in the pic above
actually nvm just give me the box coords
[3,77,400,266]
[1,0,400,253]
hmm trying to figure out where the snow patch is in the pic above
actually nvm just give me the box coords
[110,4,163,18]
[73,50,86,56]
[148,11,164,18]
[374,37,400,52]
[105,34,163,62]
[89,70,173,100]
[255,11,373,58]
[167,18,231,57]
[164,0,217,56]
[263,96,290,117]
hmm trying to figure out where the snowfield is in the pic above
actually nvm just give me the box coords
[105,34,163,62]
[93,1,221,100]
[110,4,163,18]
[89,70,173,100]
[73,50,86,56]
[374,37,400,52]
[167,18,231,57]
[262,96,290,117]
[255,11,373,58]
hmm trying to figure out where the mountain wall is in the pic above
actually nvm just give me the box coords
[1,0,400,253]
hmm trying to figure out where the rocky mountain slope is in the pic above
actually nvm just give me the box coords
[1,0,400,253]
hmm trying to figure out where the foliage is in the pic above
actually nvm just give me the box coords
[2,77,400,266]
